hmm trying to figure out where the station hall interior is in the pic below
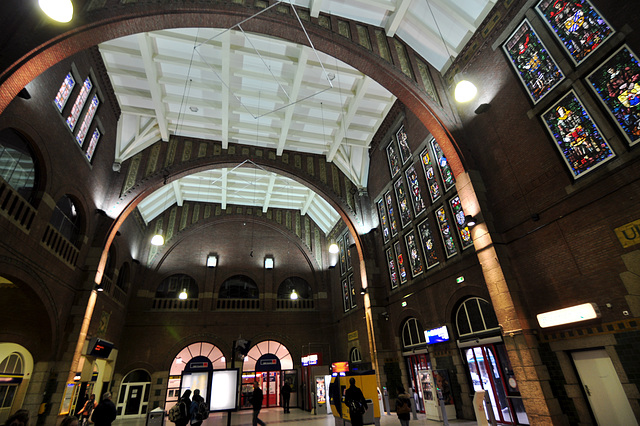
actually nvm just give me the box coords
[1,0,640,425]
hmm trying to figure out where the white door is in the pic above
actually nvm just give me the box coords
[572,349,637,426]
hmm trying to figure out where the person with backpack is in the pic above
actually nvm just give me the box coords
[189,389,207,426]
[395,386,412,426]
[170,390,191,426]
[344,378,367,426]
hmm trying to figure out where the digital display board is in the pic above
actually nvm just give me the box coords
[209,369,239,412]
[425,325,450,344]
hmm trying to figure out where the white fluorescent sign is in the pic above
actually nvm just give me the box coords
[537,303,600,328]
[209,370,239,411]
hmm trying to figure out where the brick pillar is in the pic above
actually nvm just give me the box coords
[456,171,565,425]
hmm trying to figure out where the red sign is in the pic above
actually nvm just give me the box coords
[331,362,349,373]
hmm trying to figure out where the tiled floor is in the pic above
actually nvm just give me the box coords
[120,408,478,426]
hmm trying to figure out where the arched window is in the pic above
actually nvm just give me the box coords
[155,274,198,299]
[402,317,426,349]
[277,277,312,300]
[123,370,151,383]
[50,195,81,246]
[0,352,24,409]
[349,347,362,363]
[104,246,116,280]
[116,263,130,292]
[219,275,258,299]
[0,128,38,203]
[118,370,151,417]
[243,340,293,371]
[455,297,500,338]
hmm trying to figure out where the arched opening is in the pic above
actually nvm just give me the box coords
[276,277,313,310]
[50,195,82,247]
[116,369,151,418]
[0,344,34,425]
[155,274,199,299]
[0,128,38,204]
[400,317,428,414]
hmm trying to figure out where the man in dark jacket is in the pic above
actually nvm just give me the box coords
[91,392,116,426]
[175,390,191,426]
[281,380,291,413]
[344,378,367,426]
[250,381,266,426]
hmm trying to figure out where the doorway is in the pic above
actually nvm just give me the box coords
[572,349,637,426]
[117,370,150,417]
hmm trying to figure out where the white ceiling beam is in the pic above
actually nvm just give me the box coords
[221,168,228,209]
[117,117,162,161]
[172,181,184,207]
[301,190,315,216]
[136,33,170,142]
[262,174,277,213]
[385,0,413,37]
[120,105,156,118]
[309,0,324,18]
[277,48,309,155]
[221,30,231,149]
[429,0,476,33]
[327,76,371,161]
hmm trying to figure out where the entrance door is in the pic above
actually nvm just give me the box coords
[124,385,143,415]
[572,350,638,426]
[259,372,281,408]
[405,353,429,413]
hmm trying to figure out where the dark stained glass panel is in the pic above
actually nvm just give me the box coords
[377,198,391,244]
[418,218,439,269]
[449,195,473,250]
[405,230,424,278]
[405,164,426,216]
[420,147,441,203]
[394,178,413,228]
[430,139,455,192]
[396,125,412,164]
[435,207,457,258]
[541,90,615,178]
[385,191,398,237]
[394,241,408,285]
[386,141,401,178]
[536,0,613,65]
[587,45,640,146]
[386,247,399,289]
[503,19,564,103]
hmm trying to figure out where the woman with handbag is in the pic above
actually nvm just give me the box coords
[395,386,412,426]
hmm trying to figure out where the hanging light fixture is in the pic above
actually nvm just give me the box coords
[179,288,188,300]
[151,176,170,246]
[39,0,74,23]
[425,0,477,103]
[290,289,299,300]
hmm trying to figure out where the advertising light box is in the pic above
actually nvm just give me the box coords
[425,325,450,344]
[209,369,239,412]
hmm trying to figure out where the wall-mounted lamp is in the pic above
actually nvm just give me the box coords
[264,256,274,269]
[95,283,104,292]
[381,312,389,321]
[206,254,218,268]
[178,289,188,300]
[290,289,299,300]
[465,215,478,227]
[360,287,368,295]
[39,0,74,23]
[150,230,164,246]
[329,243,339,254]
[474,103,491,114]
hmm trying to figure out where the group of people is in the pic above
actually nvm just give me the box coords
[343,378,413,426]
[174,389,206,426]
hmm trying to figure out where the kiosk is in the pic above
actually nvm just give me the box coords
[329,372,380,425]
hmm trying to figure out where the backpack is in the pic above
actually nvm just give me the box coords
[397,397,411,414]
[195,401,209,421]
[348,399,366,415]
[168,402,183,423]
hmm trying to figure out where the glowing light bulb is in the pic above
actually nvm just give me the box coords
[39,0,74,23]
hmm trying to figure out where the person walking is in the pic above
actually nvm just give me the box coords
[91,392,116,426]
[250,381,266,426]
[395,386,412,426]
[77,393,96,426]
[190,389,204,426]
[344,378,367,426]
[176,390,191,426]
[281,380,291,413]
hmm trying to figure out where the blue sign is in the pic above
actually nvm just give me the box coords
[425,325,450,344]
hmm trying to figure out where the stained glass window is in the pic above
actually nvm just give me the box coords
[344,233,352,271]
[420,147,441,203]
[405,165,426,216]
[385,191,398,237]
[396,126,412,164]
[405,230,424,278]
[541,90,615,178]
[386,141,401,178]
[536,0,613,65]
[449,195,473,250]
[86,129,101,162]
[430,139,455,192]
[54,72,75,112]
[436,207,458,258]
[503,19,564,103]
[386,248,399,289]
[587,45,640,147]
[76,95,99,146]
[377,198,391,244]
[418,217,439,269]
[394,178,412,228]
[66,77,93,131]
[339,238,346,275]
[394,241,408,285]
[348,274,356,309]
[342,278,350,312]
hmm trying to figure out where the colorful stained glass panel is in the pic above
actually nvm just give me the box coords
[342,278,350,312]
[54,72,75,112]
[405,230,424,278]
[449,195,473,250]
[394,241,408,285]
[396,126,412,164]
[86,129,101,162]
[405,164,426,216]
[385,191,398,237]
[76,95,99,146]
[339,238,346,276]
[394,178,412,228]
[386,141,401,178]
[420,148,441,203]
[503,19,564,103]
[345,233,352,271]
[377,198,391,244]
[66,77,93,131]
[430,139,455,192]
[435,207,458,258]
[541,90,615,178]
[418,217,439,269]
[587,45,640,146]
[386,248,399,289]
[536,0,613,65]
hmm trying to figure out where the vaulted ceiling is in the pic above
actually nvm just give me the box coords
[98,0,496,234]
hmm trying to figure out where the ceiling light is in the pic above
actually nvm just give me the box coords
[454,79,478,103]
[39,0,74,22]
[264,257,274,269]
[150,231,164,246]
[329,243,339,254]
[290,289,298,300]
[207,254,218,268]
[178,289,188,300]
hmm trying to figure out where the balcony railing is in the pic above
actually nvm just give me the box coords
[276,299,315,310]
[152,298,198,311]
[113,285,128,306]
[40,223,79,268]
[0,178,36,232]
[216,298,260,310]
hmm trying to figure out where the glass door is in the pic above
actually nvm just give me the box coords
[405,353,429,413]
